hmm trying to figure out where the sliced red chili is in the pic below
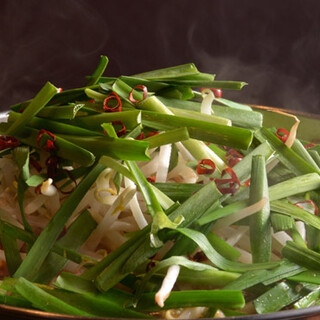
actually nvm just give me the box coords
[276,128,290,143]
[57,88,63,93]
[36,129,57,152]
[146,131,159,138]
[103,92,122,112]
[197,159,216,175]
[295,200,319,216]
[226,148,243,167]
[136,132,145,140]
[243,178,251,187]
[147,176,156,183]
[112,121,127,137]
[214,167,241,194]
[304,143,316,149]
[129,85,148,104]
[0,136,19,150]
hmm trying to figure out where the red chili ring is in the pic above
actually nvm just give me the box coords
[129,85,148,104]
[103,92,122,112]
[197,159,216,175]
[276,128,290,143]
[36,130,56,152]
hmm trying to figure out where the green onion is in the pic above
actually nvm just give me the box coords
[6,82,58,136]
[249,155,271,263]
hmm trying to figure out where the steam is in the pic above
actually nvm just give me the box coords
[0,0,109,109]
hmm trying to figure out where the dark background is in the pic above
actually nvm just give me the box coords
[0,0,320,113]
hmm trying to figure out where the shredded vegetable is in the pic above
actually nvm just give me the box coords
[1,55,320,319]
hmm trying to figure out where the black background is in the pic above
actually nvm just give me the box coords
[0,0,320,113]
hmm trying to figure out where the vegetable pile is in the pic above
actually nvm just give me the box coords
[1,55,320,318]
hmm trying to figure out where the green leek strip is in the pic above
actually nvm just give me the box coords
[135,290,245,312]
[267,162,296,185]
[173,267,240,287]
[215,97,251,110]
[282,241,320,270]
[224,260,303,290]
[85,88,107,101]
[197,199,250,226]
[99,156,134,180]
[95,181,221,291]
[288,270,320,285]
[6,82,58,136]
[37,103,85,120]
[174,228,280,272]
[12,146,33,233]
[169,106,231,126]
[0,233,22,275]
[132,63,200,80]
[55,272,99,294]
[17,127,95,167]
[13,164,106,281]
[126,160,183,248]
[0,292,32,309]
[52,85,99,105]
[9,85,96,113]
[157,96,262,129]
[249,155,271,263]
[143,127,189,148]
[208,143,227,159]
[86,55,109,86]
[270,200,320,230]
[8,111,102,136]
[309,150,320,168]
[65,110,141,132]
[45,288,151,319]
[33,209,97,284]
[256,127,320,176]
[271,213,296,232]
[161,79,245,89]
[269,173,320,201]
[254,281,311,314]
[292,139,320,171]
[294,287,320,309]
[119,75,169,91]
[111,78,143,104]
[134,256,217,304]
[14,277,93,316]
[156,85,195,100]
[56,134,150,161]
[152,182,203,203]
[207,232,241,262]
[156,72,214,82]
[0,218,96,266]
[140,109,253,150]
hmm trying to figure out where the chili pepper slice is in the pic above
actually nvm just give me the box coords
[129,85,148,104]
[197,159,216,175]
[103,92,122,112]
